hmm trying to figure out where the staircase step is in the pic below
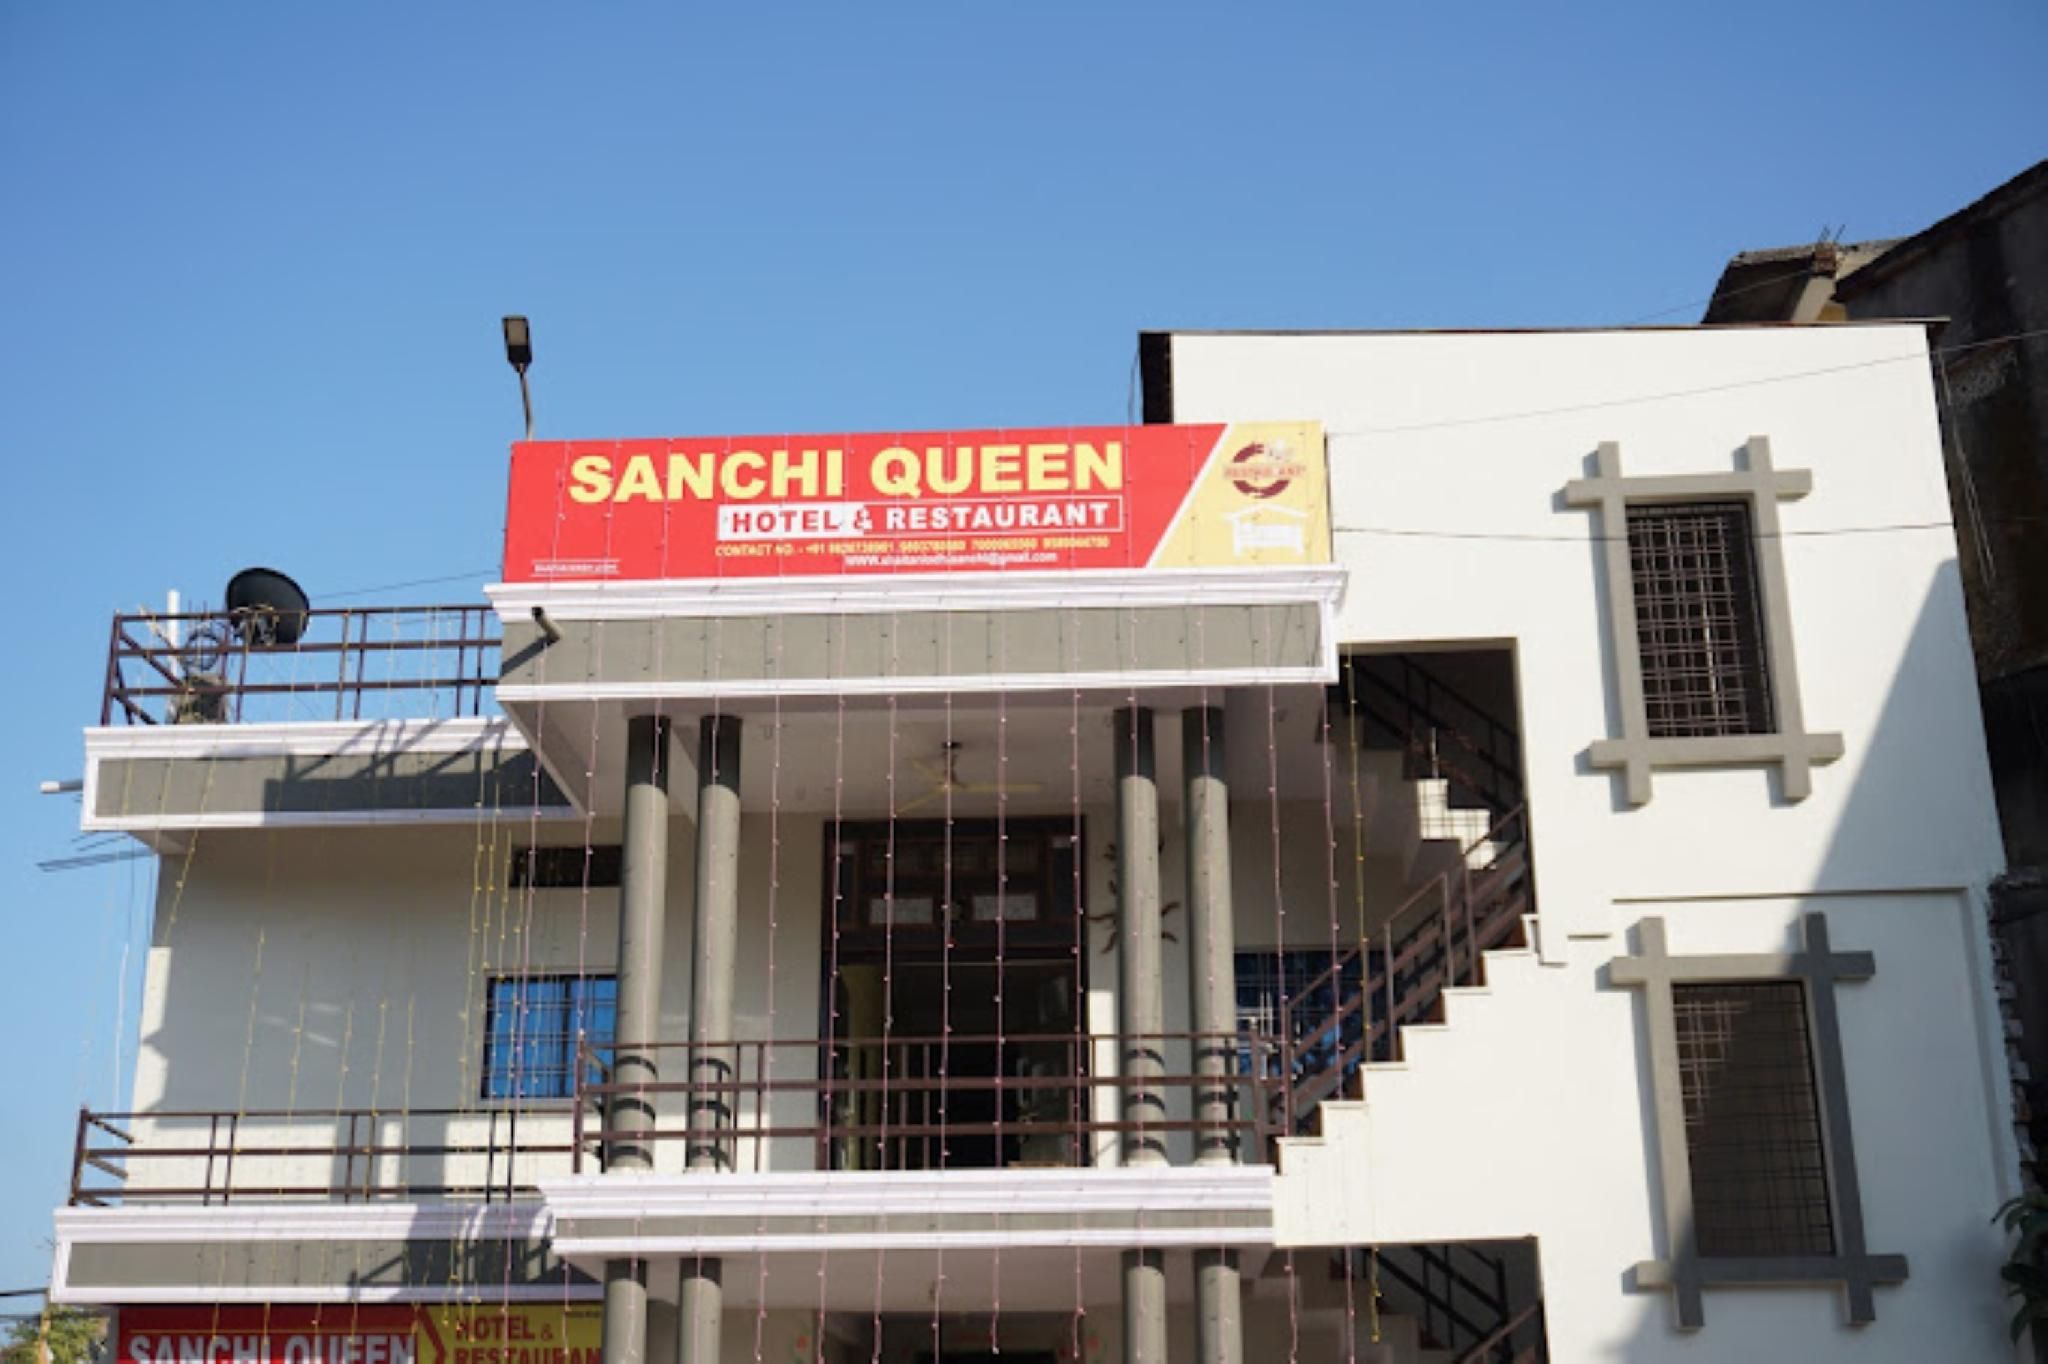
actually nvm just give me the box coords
[1386,1021,1454,1066]
[1484,952,1538,980]
[1438,983,1492,1008]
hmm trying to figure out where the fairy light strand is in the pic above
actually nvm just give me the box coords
[931,642,957,1362]
[754,587,788,1361]
[1317,656,1359,1364]
[1067,430,1091,1361]
[1260,614,1303,1364]
[988,561,1010,1355]
[816,581,853,1364]
[870,540,906,1364]
[1341,655,1382,1351]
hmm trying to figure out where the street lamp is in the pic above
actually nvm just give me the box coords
[502,315,534,440]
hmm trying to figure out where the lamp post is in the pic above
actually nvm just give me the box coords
[502,315,534,440]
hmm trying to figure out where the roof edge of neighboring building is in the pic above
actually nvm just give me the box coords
[1834,160,2048,302]
[1700,238,1903,323]
[1138,319,1946,338]
[1720,239,1900,269]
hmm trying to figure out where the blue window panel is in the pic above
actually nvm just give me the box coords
[1234,949,1367,1080]
[482,974,618,1100]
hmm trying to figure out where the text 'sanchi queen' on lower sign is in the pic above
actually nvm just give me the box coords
[119,1307,602,1364]
[501,422,1327,581]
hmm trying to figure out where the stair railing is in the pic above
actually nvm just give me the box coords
[1362,1243,1547,1363]
[1332,654,1523,815]
[1452,1299,1547,1364]
[1272,805,1534,1135]
[1374,1244,1501,1353]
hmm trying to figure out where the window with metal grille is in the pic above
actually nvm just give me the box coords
[481,974,617,1100]
[509,844,623,889]
[1235,950,1361,1040]
[1235,949,1366,1079]
[1673,980,1835,1258]
[1627,502,1774,738]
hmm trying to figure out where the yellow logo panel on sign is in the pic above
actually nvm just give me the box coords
[1148,421,1329,568]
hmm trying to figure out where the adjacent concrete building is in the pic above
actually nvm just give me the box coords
[1706,160,2048,1181]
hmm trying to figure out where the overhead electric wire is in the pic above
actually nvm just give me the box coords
[1316,326,2048,437]
[1120,324,2043,440]
[36,849,153,872]
[1331,519,1972,544]
[1617,262,1832,326]
[325,568,499,601]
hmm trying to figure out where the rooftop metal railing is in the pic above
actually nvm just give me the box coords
[100,605,500,726]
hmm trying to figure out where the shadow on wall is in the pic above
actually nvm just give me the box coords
[259,748,563,813]
[1811,556,2001,886]
[1556,450,1628,815]
[344,1225,591,1296]
[1601,558,2019,1356]
[133,824,527,1168]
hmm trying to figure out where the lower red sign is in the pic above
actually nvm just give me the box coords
[118,1306,601,1364]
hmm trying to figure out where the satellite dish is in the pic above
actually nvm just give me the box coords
[225,567,310,647]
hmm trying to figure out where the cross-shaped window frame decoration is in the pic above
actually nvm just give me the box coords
[1564,437,1844,805]
[1611,913,1907,1330]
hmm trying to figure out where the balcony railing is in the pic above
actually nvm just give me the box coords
[68,1031,1285,1205]
[573,1030,1282,1175]
[100,605,499,727]
[68,1106,567,1206]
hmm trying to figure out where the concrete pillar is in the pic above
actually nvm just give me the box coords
[1193,1249,1244,1364]
[609,714,672,1171]
[1116,705,1166,1164]
[688,713,743,1172]
[1115,706,1168,1364]
[1184,706,1244,1364]
[602,1262,648,1364]
[1183,706,1239,1162]
[677,1259,722,1364]
[603,714,670,1364]
[1123,1249,1168,1364]
[679,714,740,1364]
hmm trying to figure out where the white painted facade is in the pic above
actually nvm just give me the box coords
[53,323,2023,1361]
[1181,325,2018,1355]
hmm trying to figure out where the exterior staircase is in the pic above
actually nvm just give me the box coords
[1258,652,1546,1362]
[1270,803,1534,1136]
[1334,652,1521,822]
[1246,1240,1545,1363]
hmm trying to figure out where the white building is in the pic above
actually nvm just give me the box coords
[51,323,2024,1362]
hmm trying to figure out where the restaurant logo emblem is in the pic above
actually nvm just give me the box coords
[1228,441,1305,500]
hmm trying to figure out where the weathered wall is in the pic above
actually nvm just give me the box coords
[1837,171,2048,684]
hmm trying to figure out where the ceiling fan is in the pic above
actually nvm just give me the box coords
[898,740,1045,814]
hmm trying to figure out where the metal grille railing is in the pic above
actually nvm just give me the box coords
[1331,653,1523,818]
[1271,805,1534,1136]
[69,1032,1283,1204]
[572,1030,1284,1175]
[1365,1241,1548,1363]
[100,605,499,726]
[1626,502,1773,738]
[1673,980,1836,1258]
[68,1106,565,1205]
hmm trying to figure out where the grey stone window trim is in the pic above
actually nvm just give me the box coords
[1565,437,1844,805]
[1611,914,1907,1330]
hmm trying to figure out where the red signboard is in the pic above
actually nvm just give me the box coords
[501,423,1328,583]
[118,1306,600,1364]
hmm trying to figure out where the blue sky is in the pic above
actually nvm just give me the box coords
[1,1,2042,1293]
